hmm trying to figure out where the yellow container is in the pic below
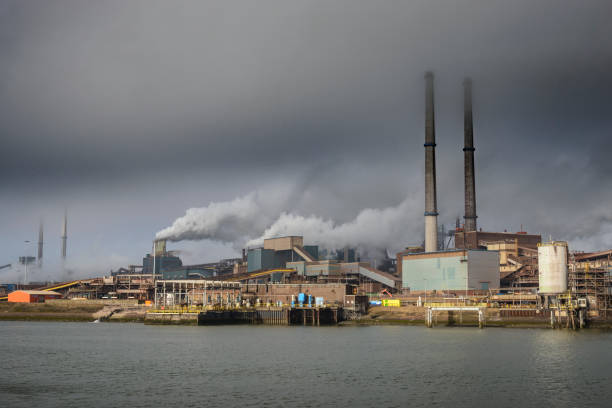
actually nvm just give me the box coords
[382,299,401,307]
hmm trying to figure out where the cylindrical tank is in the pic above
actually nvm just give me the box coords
[538,241,568,294]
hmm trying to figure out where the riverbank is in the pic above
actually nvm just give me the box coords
[0,301,147,323]
[345,306,612,329]
[3,303,612,329]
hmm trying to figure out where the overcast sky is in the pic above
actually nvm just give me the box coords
[1,1,611,282]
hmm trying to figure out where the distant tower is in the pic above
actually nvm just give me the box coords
[37,220,44,266]
[61,210,67,259]
[424,72,439,252]
[463,78,477,232]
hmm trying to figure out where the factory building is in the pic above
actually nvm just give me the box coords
[455,230,541,250]
[484,240,539,288]
[573,249,612,270]
[236,236,400,291]
[161,266,216,280]
[8,290,62,303]
[400,250,499,291]
[140,238,183,274]
[247,236,318,273]
[142,252,182,274]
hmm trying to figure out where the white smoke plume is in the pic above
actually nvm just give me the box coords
[157,190,422,255]
[156,192,267,244]
[246,196,420,255]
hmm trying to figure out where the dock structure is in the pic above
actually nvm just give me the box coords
[426,306,487,328]
[197,307,342,326]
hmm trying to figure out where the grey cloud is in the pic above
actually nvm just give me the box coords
[1,1,612,279]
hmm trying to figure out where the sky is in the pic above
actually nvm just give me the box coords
[1,0,611,282]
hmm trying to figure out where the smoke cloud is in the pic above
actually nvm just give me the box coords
[157,190,422,256]
[155,193,269,244]
[247,196,420,254]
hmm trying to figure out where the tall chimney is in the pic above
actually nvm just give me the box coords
[61,210,67,259]
[424,71,438,252]
[463,78,477,232]
[37,220,44,266]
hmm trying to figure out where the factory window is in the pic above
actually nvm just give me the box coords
[481,282,489,290]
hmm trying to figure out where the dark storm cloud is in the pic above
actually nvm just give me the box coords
[1,0,612,276]
[1,0,608,184]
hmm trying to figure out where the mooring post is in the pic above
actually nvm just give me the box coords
[550,310,555,329]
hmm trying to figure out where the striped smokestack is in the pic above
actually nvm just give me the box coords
[61,210,67,259]
[463,78,477,232]
[424,71,438,252]
[37,220,43,266]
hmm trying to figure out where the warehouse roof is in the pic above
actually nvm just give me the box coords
[9,290,62,296]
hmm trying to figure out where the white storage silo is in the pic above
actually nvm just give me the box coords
[538,241,568,294]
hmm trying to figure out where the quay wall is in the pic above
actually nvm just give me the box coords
[145,312,198,325]
[198,307,342,326]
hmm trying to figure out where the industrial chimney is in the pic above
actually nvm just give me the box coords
[37,220,43,267]
[424,72,438,252]
[463,78,477,232]
[61,210,67,259]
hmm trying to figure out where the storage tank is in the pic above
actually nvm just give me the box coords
[538,241,568,294]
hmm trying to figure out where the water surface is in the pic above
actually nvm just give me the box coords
[1,322,611,407]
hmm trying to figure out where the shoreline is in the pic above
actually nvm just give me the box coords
[2,313,612,330]
[2,314,612,329]
[2,303,612,329]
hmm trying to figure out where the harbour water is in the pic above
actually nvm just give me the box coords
[1,321,611,407]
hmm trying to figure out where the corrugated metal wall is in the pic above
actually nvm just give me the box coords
[402,250,500,290]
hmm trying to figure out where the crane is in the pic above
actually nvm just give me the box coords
[0,264,11,271]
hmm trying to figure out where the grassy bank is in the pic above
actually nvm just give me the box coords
[0,302,103,322]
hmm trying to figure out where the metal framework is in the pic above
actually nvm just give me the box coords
[568,265,610,318]
[154,280,241,309]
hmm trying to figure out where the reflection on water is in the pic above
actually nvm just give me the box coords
[1,322,611,408]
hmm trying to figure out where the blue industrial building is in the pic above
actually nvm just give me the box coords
[400,249,500,291]
[142,253,183,275]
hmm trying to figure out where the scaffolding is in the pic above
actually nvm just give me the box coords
[154,280,241,309]
[568,264,611,318]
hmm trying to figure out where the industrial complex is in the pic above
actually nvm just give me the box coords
[2,72,611,328]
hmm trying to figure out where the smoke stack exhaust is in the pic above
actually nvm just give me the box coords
[424,71,438,252]
[61,210,67,259]
[463,78,477,232]
[38,220,43,266]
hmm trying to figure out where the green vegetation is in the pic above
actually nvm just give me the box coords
[0,302,104,313]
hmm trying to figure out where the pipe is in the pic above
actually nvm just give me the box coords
[424,71,438,252]
[463,78,477,232]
